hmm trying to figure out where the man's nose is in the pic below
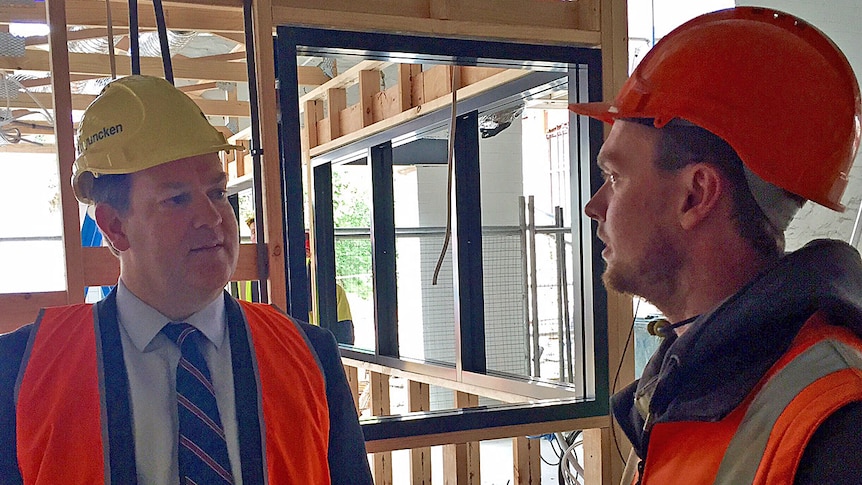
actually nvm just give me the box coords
[193,195,223,228]
[584,185,607,221]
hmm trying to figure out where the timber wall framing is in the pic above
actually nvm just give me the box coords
[0,0,632,483]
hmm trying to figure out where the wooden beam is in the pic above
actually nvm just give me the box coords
[2,49,249,83]
[80,244,261,287]
[310,69,532,158]
[271,5,602,47]
[0,0,244,33]
[0,143,58,154]
[178,81,220,92]
[343,356,577,403]
[251,0,288,308]
[193,50,247,62]
[0,292,68,334]
[23,27,130,47]
[299,60,389,104]
[46,0,85,306]
[16,73,101,89]
[364,415,610,454]
[9,91,249,117]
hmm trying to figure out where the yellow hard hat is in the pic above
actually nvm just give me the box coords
[72,75,242,204]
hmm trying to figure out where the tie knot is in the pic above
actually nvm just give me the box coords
[162,322,199,348]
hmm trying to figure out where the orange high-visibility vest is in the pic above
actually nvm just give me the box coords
[635,312,862,484]
[16,300,330,484]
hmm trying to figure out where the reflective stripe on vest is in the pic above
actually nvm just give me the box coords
[238,301,331,484]
[714,338,862,484]
[638,313,862,485]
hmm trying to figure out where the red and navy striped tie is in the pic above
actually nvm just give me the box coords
[163,323,235,484]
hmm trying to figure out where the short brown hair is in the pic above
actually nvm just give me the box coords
[631,119,802,260]
[88,173,132,214]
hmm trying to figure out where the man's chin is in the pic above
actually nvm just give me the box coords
[601,266,638,297]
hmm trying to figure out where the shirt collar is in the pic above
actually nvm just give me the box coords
[116,280,227,352]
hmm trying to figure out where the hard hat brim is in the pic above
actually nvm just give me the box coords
[568,102,618,124]
[72,142,245,205]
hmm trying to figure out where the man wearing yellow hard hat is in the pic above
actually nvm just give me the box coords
[0,75,373,484]
[572,7,862,484]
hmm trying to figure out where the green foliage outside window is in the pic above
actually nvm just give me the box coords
[332,170,373,300]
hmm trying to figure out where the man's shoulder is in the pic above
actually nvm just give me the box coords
[0,325,33,359]
[0,324,33,390]
[237,301,336,347]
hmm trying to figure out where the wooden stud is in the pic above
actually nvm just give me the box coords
[345,365,360,412]
[443,392,480,485]
[419,65,454,105]
[45,0,85,306]
[513,436,541,485]
[396,63,420,113]
[408,381,432,485]
[250,0,288,308]
[583,427,613,485]
[325,87,347,140]
[370,372,393,485]
[599,2,632,483]
[458,67,505,86]
[357,69,381,128]
[303,99,324,150]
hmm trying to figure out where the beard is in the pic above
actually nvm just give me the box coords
[601,226,683,307]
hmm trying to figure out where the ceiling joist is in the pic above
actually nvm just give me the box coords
[1,0,244,33]
[2,49,329,85]
[10,91,250,117]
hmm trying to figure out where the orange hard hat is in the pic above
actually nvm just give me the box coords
[570,7,861,211]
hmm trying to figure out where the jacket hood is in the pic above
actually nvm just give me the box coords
[617,239,862,440]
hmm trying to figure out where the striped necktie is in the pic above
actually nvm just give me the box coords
[162,322,235,484]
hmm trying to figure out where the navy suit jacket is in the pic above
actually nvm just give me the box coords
[0,290,372,484]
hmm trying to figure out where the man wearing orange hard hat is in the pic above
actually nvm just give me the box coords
[572,7,862,484]
[0,75,372,484]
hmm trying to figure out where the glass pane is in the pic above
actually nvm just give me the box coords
[0,153,65,293]
[297,41,598,403]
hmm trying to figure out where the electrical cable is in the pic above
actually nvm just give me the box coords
[152,0,173,84]
[610,298,640,464]
[128,0,140,74]
[104,0,116,79]
[431,65,460,285]
[559,437,585,485]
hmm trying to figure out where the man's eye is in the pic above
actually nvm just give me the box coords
[603,172,617,184]
[211,189,228,200]
[166,194,190,205]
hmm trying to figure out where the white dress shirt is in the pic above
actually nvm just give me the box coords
[115,281,243,484]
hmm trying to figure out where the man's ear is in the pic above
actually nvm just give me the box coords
[94,203,130,252]
[678,163,725,230]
